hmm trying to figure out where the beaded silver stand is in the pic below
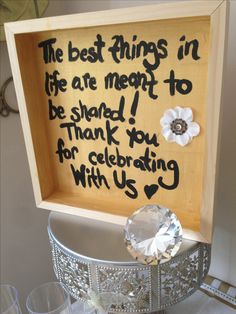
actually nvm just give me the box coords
[48,212,211,313]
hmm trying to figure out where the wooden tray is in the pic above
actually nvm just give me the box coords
[5,1,228,242]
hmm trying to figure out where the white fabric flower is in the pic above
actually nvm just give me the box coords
[160,106,200,147]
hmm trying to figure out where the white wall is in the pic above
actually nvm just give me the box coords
[209,1,236,282]
[0,43,54,311]
[1,0,236,311]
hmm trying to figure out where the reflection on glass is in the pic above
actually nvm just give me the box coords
[26,282,71,314]
[0,285,22,314]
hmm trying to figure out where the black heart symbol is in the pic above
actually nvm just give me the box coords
[144,184,159,199]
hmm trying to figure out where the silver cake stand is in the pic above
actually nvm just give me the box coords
[48,212,211,314]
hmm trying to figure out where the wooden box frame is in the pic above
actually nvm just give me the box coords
[5,0,228,243]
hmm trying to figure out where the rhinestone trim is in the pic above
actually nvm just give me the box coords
[48,231,211,313]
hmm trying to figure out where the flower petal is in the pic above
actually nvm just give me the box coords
[160,116,170,127]
[187,122,200,137]
[162,125,171,133]
[165,108,178,120]
[175,133,190,146]
[175,106,184,119]
[162,128,176,142]
[181,107,193,122]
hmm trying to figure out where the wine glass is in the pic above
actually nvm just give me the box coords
[0,285,22,314]
[26,282,71,314]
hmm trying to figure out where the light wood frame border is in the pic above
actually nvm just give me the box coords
[5,0,228,243]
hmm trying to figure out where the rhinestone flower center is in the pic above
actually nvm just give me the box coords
[170,118,188,135]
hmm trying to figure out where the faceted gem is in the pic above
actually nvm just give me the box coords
[124,205,183,265]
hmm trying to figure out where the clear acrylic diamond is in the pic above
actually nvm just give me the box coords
[124,205,183,265]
